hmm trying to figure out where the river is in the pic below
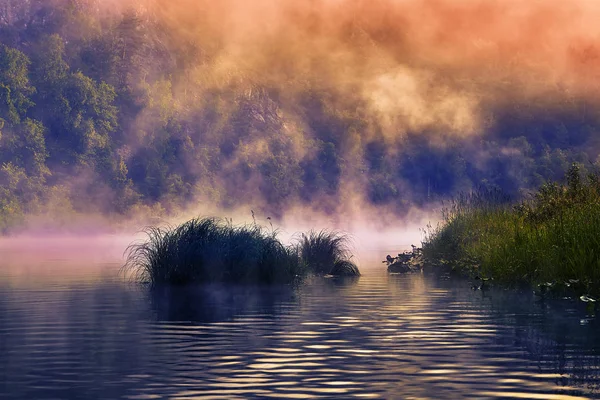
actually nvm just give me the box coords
[0,237,599,399]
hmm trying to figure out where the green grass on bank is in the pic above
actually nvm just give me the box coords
[422,164,600,298]
[123,217,359,285]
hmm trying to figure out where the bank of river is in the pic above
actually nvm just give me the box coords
[0,243,599,399]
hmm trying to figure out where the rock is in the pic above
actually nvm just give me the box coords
[384,247,424,274]
[388,261,412,273]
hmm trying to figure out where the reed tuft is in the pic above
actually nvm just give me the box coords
[123,218,359,285]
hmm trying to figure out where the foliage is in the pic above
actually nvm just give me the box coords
[296,230,359,277]
[123,217,359,285]
[0,44,35,124]
[0,2,600,230]
[422,164,600,298]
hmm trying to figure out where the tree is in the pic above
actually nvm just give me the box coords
[30,35,119,168]
[0,44,34,124]
[31,34,69,95]
[0,118,49,177]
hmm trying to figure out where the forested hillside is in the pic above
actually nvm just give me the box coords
[0,0,599,231]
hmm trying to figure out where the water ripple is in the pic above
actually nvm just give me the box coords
[0,262,599,399]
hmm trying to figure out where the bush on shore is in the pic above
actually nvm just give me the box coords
[422,164,600,299]
[123,217,359,285]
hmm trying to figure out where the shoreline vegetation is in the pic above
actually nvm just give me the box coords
[415,164,599,305]
[123,217,359,285]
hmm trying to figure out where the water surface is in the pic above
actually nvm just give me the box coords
[0,241,599,399]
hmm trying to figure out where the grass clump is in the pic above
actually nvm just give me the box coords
[423,164,600,299]
[297,230,360,277]
[123,218,359,285]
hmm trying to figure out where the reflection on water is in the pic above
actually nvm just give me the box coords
[0,254,599,399]
[149,284,298,322]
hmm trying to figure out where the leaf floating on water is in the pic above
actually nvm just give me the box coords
[580,295,596,303]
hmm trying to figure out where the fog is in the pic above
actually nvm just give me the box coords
[2,0,600,245]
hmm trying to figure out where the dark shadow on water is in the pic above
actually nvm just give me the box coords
[411,274,600,395]
[148,283,299,323]
[323,275,361,288]
[476,285,600,394]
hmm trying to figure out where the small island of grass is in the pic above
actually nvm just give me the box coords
[420,164,599,302]
[123,217,359,285]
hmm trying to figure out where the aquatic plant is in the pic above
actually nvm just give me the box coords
[297,230,360,277]
[123,218,359,285]
[422,164,600,299]
[123,217,302,285]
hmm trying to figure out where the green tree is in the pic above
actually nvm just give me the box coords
[31,34,69,98]
[0,44,34,124]
[0,118,49,177]
[31,37,118,168]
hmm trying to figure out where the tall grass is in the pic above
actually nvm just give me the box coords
[422,165,600,298]
[296,230,360,277]
[123,218,359,285]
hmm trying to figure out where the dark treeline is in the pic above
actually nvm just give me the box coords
[0,0,599,231]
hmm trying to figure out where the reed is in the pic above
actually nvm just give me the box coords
[297,230,360,277]
[123,218,359,285]
[422,164,600,298]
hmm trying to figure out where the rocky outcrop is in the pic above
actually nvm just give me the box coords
[384,247,423,274]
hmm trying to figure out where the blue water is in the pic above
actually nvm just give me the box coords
[0,246,599,399]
